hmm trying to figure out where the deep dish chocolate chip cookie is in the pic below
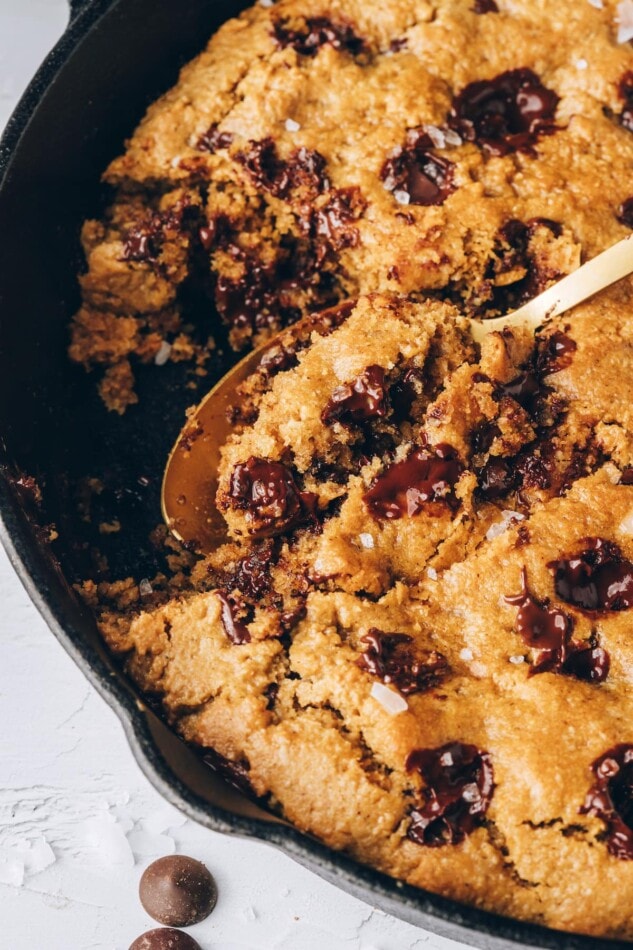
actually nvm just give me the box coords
[75,0,633,939]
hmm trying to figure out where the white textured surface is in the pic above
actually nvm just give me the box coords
[0,4,471,948]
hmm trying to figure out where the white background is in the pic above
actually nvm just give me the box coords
[0,2,469,948]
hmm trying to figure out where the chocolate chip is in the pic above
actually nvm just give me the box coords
[196,123,234,153]
[537,330,576,375]
[322,365,388,425]
[547,537,633,612]
[129,930,202,950]
[308,186,366,257]
[216,591,252,644]
[364,444,462,520]
[618,197,633,228]
[121,201,191,265]
[272,16,365,57]
[619,71,633,133]
[473,0,498,11]
[581,745,633,859]
[620,468,633,485]
[236,138,291,197]
[139,856,217,928]
[381,130,455,206]
[228,456,318,537]
[225,542,277,600]
[449,68,559,156]
[477,457,514,499]
[505,568,610,681]
[406,742,494,846]
[357,629,449,694]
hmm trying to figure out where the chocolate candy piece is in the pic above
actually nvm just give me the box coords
[139,856,217,927]
[581,745,633,859]
[129,930,202,950]
[405,742,494,846]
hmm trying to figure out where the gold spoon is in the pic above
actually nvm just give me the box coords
[162,233,633,553]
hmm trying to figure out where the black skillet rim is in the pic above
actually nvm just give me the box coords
[0,2,626,947]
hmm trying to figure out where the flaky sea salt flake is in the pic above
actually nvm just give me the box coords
[359,532,375,549]
[509,654,525,665]
[443,128,463,147]
[619,510,633,535]
[154,341,172,366]
[370,681,408,715]
[617,0,633,42]
[459,647,474,661]
[139,578,153,596]
[393,189,411,205]
[575,58,589,70]
[425,125,447,148]
[285,118,301,132]
[587,0,603,8]
[427,566,438,581]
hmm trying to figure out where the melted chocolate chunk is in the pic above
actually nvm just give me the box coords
[202,748,255,795]
[500,370,540,411]
[389,367,424,421]
[581,745,633,859]
[214,249,302,337]
[228,456,317,536]
[619,71,633,133]
[618,197,633,228]
[259,345,298,379]
[449,68,559,156]
[139,856,217,927]
[309,186,366,255]
[381,130,455,206]
[322,365,388,425]
[505,568,609,681]
[227,542,277,600]
[358,629,449,694]
[537,330,577,375]
[547,538,633,612]
[217,591,251,645]
[364,444,462,520]
[129,929,202,950]
[563,644,611,683]
[122,202,191,265]
[272,16,365,57]
[478,457,515,500]
[236,137,291,197]
[473,0,498,10]
[620,468,633,485]
[196,123,234,153]
[406,742,494,846]
[505,568,571,652]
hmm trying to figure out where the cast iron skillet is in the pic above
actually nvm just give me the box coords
[0,2,626,947]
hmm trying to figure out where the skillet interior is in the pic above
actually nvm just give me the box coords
[0,2,629,946]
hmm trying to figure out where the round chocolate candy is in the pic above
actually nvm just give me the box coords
[139,856,217,927]
[129,929,202,949]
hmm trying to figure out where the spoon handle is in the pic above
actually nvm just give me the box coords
[469,232,633,344]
